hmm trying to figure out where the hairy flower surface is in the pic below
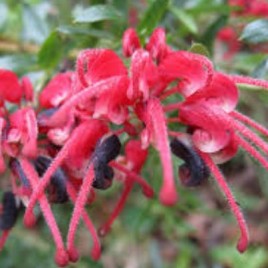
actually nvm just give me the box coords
[0,27,268,266]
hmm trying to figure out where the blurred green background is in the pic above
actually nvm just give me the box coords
[1,0,268,267]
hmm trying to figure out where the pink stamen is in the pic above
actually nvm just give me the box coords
[110,161,154,198]
[22,109,38,158]
[167,118,181,123]
[235,135,268,171]
[66,182,101,261]
[231,111,268,137]
[24,132,71,222]
[0,230,10,251]
[47,76,127,127]
[24,122,90,222]
[230,74,268,90]
[163,103,181,112]
[168,131,184,138]
[160,87,179,100]
[67,164,94,261]
[19,158,69,267]
[147,98,178,205]
[231,119,268,154]
[200,152,249,253]
[99,180,134,236]
[0,118,5,173]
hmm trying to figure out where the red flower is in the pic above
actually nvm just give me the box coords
[1,27,268,267]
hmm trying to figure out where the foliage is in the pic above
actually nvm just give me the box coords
[0,0,268,268]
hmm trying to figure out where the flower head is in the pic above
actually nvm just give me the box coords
[0,28,268,266]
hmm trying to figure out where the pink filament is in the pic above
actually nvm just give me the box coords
[231,119,268,154]
[19,158,69,267]
[24,122,87,222]
[200,152,249,253]
[230,74,268,90]
[99,180,134,237]
[160,87,179,100]
[147,98,178,205]
[47,76,127,127]
[110,161,154,198]
[0,118,5,173]
[235,135,268,171]
[231,111,268,137]
[67,165,94,260]
[66,182,101,261]
[22,109,38,158]
[0,230,10,251]
[163,103,181,112]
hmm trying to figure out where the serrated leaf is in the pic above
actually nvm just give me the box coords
[189,43,210,57]
[170,8,198,34]
[73,4,122,23]
[137,0,169,37]
[240,19,268,44]
[38,31,64,69]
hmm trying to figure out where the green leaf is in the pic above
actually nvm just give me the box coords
[38,31,64,69]
[240,19,268,44]
[0,3,8,28]
[252,58,268,78]
[137,0,169,37]
[21,4,49,44]
[0,54,36,74]
[170,8,198,34]
[188,43,210,57]
[73,4,122,23]
[201,15,228,51]
[57,25,113,38]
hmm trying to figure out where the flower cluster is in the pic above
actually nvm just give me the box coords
[0,27,268,266]
[216,0,268,59]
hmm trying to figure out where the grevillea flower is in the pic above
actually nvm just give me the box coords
[216,0,268,60]
[1,27,268,267]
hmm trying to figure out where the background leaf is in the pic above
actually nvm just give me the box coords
[240,19,268,44]
[73,4,122,23]
[137,0,169,38]
[38,31,64,69]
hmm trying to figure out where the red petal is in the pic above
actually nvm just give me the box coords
[0,69,22,103]
[93,77,130,124]
[76,49,127,87]
[21,76,34,102]
[65,119,108,171]
[210,132,238,164]
[40,72,73,108]
[129,49,158,101]
[146,27,170,61]
[125,140,148,173]
[159,51,213,97]
[179,101,231,153]
[122,28,141,57]
[186,72,239,113]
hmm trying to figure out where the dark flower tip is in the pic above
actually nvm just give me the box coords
[0,191,19,230]
[92,135,121,190]
[33,155,68,203]
[170,136,210,187]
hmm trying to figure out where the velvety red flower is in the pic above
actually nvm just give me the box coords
[1,27,268,267]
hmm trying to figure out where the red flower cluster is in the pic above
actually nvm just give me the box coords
[1,28,268,266]
[216,0,268,59]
